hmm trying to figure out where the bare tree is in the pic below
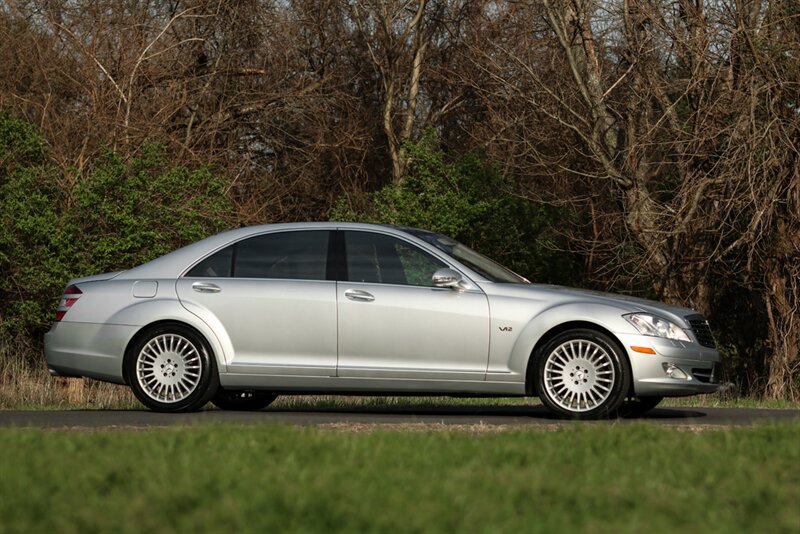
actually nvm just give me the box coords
[346,0,476,182]
[346,0,432,182]
[469,0,799,397]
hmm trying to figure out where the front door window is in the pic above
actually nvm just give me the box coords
[344,231,445,286]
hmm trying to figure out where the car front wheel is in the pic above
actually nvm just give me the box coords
[535,329,630,419]
[127,323,219,412]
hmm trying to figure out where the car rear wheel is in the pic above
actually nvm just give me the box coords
[211,389,278,411]
[620,396,663,418]
[127,324,219,412]
[535,329,630,419]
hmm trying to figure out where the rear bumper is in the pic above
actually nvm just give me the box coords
[44,322,138,384]
[616,333,721,397]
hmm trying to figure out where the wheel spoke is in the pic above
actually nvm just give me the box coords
[135,333,204,404]
[542,339,617,413]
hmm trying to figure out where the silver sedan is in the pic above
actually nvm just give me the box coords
[44,222,720,418]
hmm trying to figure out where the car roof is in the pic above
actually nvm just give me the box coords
[115,222,439,280]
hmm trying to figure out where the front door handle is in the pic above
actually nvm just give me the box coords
[344,289,375,302]
[192,281,221,293]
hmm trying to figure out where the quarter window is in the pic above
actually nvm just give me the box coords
[186,246,232,278]
[344,231,446,287]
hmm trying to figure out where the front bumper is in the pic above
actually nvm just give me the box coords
[616,333,721,397]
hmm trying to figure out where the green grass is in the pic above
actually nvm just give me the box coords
[1,423,799,533]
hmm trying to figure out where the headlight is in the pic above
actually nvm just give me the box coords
[624,313,691,342]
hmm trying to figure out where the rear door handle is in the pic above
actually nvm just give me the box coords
[344,289,375,302]
[192,282,221,293]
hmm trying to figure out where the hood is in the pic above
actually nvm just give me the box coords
[551,285,696,315]
[487,283,701,327]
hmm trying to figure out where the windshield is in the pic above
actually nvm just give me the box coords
[403,228,530,284]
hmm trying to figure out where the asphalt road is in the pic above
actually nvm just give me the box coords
[1,405,799,429]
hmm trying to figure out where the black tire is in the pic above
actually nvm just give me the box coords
[535,328,631,420]
[620,396,663,418]
[126,323,219,412]
[211,389,278,411]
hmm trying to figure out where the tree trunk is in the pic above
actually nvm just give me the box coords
[764,262,800,400]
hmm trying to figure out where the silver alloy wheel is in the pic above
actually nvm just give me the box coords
[136,333,203,403]
[543,339,616,413]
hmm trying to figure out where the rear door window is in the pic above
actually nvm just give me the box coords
[187,230,330,280]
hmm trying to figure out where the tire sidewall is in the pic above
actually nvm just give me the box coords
[535,329,630,419]
[126,323,219,412]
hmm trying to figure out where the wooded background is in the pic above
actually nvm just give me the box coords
[0,0,797,398]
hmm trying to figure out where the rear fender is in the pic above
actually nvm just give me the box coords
[109,299,230,373]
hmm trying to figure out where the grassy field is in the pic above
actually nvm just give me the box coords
[1,423,799,533]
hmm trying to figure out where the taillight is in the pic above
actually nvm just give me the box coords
[55,284,82,321]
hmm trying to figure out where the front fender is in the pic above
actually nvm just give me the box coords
[490,302,635,381]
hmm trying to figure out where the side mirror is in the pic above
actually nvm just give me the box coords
[432,268,464,290]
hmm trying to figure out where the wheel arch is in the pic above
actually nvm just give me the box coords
[122,319,220,386]
[524,320,633,396]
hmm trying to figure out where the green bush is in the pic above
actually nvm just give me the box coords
[331,132,579,283]
[0,115,233,335]
[69,147,231,271]
[0,112,44,173]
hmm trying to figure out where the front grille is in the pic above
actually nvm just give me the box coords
[686,314,716,348]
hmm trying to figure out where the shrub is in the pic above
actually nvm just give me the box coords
[0,115,233,335]
[331,132,579,283]
[0,112,44,173]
